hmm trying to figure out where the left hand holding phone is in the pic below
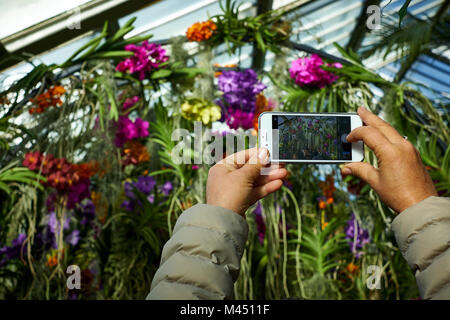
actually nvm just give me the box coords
[206,147,288,217]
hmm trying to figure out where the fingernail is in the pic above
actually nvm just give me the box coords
[342,167,352,175]
[258,148,269,164]
[359,106,367,112]
[344,133,350,142]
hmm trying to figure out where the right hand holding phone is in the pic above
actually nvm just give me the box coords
[341,106,437,213]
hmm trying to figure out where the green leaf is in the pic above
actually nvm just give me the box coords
[255,31,266,52]
[172,67,205,78]
[398,0,412,28]
[104,83,119,121]
[122,16,137,29]
[150,69,172,79]
[88,51,134,59]
[0,181,11,195]
[65,32,107,63]
[110,26,134,43]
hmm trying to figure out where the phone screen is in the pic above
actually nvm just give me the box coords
[272,115,352,161]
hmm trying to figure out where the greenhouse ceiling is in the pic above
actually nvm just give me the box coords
[0,0,449,104]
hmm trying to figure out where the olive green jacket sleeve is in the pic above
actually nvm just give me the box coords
[147,204,248,300]
[147,197,449,300]
[391,196,450,300]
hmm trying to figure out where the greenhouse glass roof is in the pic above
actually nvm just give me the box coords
[0,0,92,40]
[0,0,449,104]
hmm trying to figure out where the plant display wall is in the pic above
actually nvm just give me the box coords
[0,1,448,300]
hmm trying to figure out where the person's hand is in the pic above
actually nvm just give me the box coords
[207,147,287,217]
[341,106,437,213]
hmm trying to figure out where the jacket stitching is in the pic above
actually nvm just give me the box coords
[401,217,450,253]
[174,250,240,280]
[423,270,450,299]
[174,249,238,270]
[412,241,450,272]
[156,277,228,299]
[175,223,245,256]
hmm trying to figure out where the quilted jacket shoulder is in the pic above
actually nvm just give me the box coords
[392,196,450,299]
[147,204,248,300]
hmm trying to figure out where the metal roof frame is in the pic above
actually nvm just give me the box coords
[0,0,160,71]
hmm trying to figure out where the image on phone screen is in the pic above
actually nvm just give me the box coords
[273,115,352,161]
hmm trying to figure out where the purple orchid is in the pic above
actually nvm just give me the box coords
[147,194,155,204]
[115,115,149,147]
[66,230,80,246]
[216,69,266,130]
[253,202,266,245]
[135,176,157,194]
[116,41,169,80]
[47,211,71,249]
[121,199,134,212]
[48,212,70,235]
[161,181,173,196]
[122,176,157,211]
[289,54,342,88]
[67,179,91,209]
[0,234,27,265]
[223,108,255,130]
[77,200,96,225]
[123,96,139,110]
[345,213,370,258]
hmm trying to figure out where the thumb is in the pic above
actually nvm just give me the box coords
[342,162,379,189]
[242,148,270,180]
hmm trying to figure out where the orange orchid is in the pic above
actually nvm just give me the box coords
[186,20,217,42]
[346,262,359,274]
[45,249,65,268]
[319,200,326,209]
[253,93,274,131]
[180,200,193,211]
[46,255,58,267]
[29,85,65,114]
[72,161,100,180]
[122,140,150,165]
[319,174,336,198]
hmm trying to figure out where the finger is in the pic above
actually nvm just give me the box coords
[253,179,284,200]
[240,148,270,180]
[255,167,288,186]
[209,162,233,175]
[259,162,284,176]
[358,106,404,143]
[342,162,379,189]
[347,126,394,156]
[219,147,258,169]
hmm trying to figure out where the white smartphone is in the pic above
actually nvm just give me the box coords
[258,112,364,163]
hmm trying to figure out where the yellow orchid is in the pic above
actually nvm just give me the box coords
[181,98,221,125]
